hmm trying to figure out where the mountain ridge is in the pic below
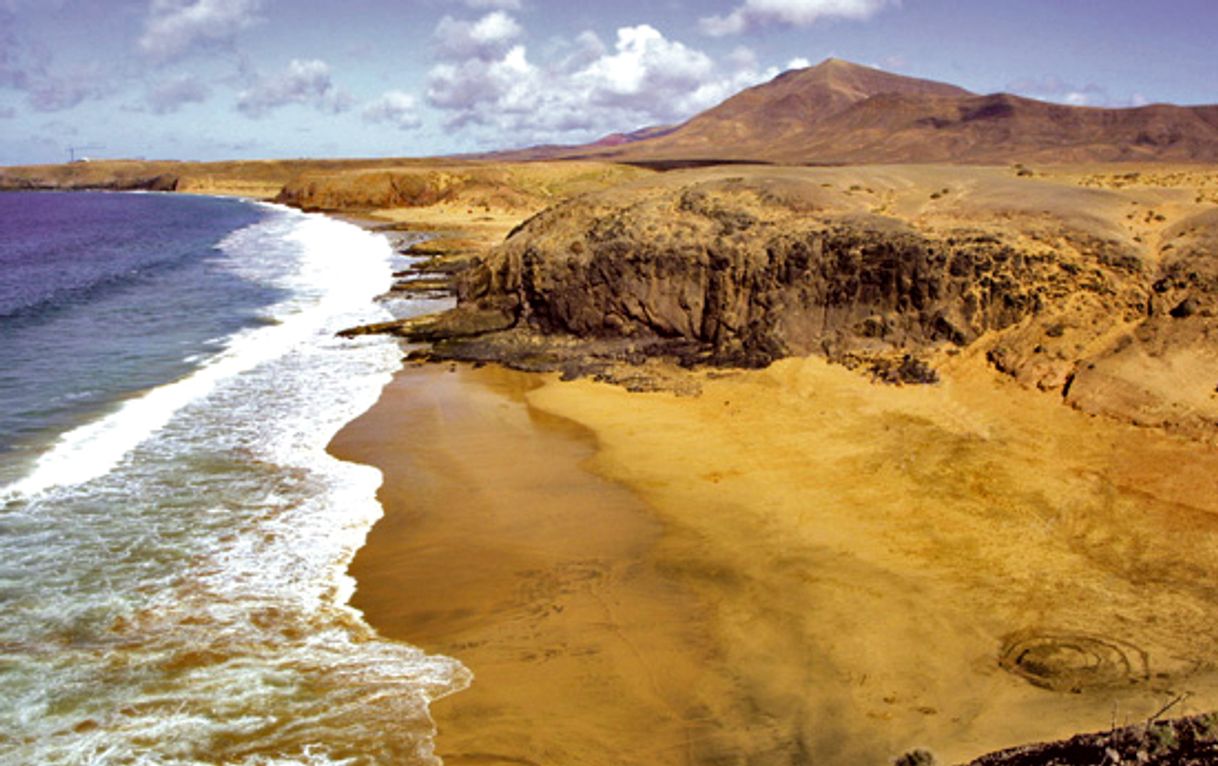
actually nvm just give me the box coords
[518,58,1218,164]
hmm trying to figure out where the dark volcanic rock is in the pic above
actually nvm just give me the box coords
[965,712,1218,766]
[389,277,453,296]
[339,170,1217,436]
[452,180,1084,373]
[338,306,515,342]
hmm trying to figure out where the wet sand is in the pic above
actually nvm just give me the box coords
[330,364,734,765]
[333,355,1218,765]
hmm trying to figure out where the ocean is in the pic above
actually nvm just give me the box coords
[0,191,467,765]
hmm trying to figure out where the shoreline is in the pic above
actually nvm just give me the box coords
[329,364,731,765]
[102,170,1218,759]
[321,176,1218,764]
[16,177,1218,763]
[327,365,755,766]
[332,351,1218,765]
[0,191,468,764]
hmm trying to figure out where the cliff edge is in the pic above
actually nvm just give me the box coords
[366,164,1218,441]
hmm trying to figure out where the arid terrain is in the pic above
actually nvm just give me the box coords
[363,163,1218,447]
[5,56,1218,765]
[332,159,1218,765]
[519,59,1218,165]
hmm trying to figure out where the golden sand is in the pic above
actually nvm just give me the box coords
[332,351,1218,765]
[319,161,1218,764]
[330,365,729,765]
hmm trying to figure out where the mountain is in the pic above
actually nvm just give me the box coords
[561,58,1218,164]
[462,125,679,162]
[587,124,679,148]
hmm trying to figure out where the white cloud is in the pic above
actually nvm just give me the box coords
[1007,75,1110,107]
[425,19,781,144]
[435,11,522,59]
[576,25,715,109]
[700,0,896,36]
[146,74,211,114]
[464,0,522,9]
[427,44,537,116]
[786,56,812,70]
[237,59,352,117]
[139,0,262,61]
[362,90,423,130]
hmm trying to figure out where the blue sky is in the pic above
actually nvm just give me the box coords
[1,0,1215,165]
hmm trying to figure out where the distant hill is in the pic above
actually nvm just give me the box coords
[531,58,1218,164]
[467,124,679,162]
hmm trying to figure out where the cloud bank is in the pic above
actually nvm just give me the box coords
[139,0,262,61]
[425,11,785,144]
[147,74,211,114]
[700,0,895,36]
[237,59,351,117]
[362,90,423,130]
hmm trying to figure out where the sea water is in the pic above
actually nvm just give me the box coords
[0,191,467,765]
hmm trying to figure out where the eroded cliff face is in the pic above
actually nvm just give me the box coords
[386,166,1216,439]
[272,162,652,214]
[467,183,1135,371]
[1058,209,1218,436]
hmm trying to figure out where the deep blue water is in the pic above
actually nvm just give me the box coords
[0,191,465,766]
[0,192,275,473]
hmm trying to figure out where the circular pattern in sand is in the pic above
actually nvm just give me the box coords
[1000,631,1150,693]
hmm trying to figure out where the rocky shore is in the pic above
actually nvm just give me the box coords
[346,164,1218,441]
[963,711,1218,765]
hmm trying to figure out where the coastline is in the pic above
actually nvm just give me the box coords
[14,171,1218,763]
[332,352,1218,765]
[329,364,730,765]
[0,190,471,765]
[321,171,1218,763]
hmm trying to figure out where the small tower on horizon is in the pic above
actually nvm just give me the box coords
[67,145,103,163]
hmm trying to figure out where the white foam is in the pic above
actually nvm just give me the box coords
[0,201,470,764]
[0,205,390,501]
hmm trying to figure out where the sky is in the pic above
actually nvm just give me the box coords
[1,0,1216,166]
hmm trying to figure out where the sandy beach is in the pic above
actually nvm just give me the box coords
[331,350,1218,765]
[330,364,730,765]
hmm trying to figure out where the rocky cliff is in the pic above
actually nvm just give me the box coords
[467,188,1089,368]
[375,165,1218,439]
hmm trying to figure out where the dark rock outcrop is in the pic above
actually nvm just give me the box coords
[341,167,1216,438]
[475,216,1052,368]
[338,307,514,342]
[965,711,1218,766]
[0,171,180,192]
[426,175,1144,384]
